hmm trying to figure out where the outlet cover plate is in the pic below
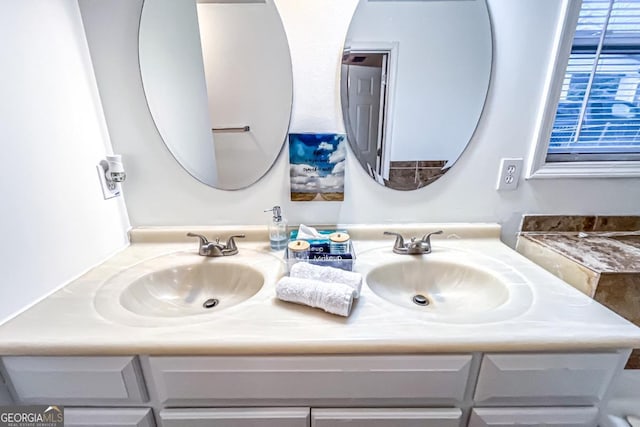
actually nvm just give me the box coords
[96,164,121,199]
[496,158,523,191]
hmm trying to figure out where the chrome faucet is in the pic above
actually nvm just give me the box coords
[186,233,245,257]
[384,230,443,255]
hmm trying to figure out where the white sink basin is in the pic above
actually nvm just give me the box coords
[358,247,533,323]
[95,250,282,327]
[120,262,264,317]
[366,259,509,314]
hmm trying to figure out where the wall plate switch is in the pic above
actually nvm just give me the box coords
[96,164,121,199]
[496,157,523,191]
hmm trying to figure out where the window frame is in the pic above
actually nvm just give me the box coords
[526,0,640,179]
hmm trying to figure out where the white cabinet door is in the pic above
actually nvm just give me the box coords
[0,365,10,404]
[0,385,12,405]
[468,407,598,427]
[474,352,620,406]
[159,408,310,427]
[311,408,462,427]
[147,355,472,407]
[65,408,155,427]
[3,356,148,405]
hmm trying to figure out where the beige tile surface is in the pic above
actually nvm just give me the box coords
[523,234,640,273]
[521,215,640,233]
[517,225,640,369]
[521,215,597,233]
[515,236,600,297]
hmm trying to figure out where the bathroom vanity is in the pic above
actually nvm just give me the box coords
[0,224,638,427]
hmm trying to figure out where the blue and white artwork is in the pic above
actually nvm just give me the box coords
[289,133,346,202]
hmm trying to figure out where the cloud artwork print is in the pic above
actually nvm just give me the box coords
[289,133,346,202]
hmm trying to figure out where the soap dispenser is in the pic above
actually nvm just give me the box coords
[264,206,288,250]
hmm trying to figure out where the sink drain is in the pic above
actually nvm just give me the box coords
[203,298,219,309]
[412,294,430,306]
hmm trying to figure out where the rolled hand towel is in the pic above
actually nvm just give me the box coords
[276,276,355,317]
[290,262,363,298]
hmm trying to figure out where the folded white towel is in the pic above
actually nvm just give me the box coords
[290,262,363,298]
[276,276,354,317]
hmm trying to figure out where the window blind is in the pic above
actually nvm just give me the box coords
[548,0,640,161]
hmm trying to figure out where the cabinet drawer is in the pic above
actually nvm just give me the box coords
[468,407,598,427]
[3,356,147,405]
[312,408,462,427]
[147,355,472,406]
[65,408,155,427]
[474,352,620,406]
[160,408,310,427]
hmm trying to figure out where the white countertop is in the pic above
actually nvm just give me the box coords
[1,224,639,356]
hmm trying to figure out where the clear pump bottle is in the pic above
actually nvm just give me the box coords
[264,206,288,250]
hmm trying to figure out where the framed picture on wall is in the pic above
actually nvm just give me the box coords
[289,133,346,202]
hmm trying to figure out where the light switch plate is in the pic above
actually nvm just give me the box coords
[496,158,523,191]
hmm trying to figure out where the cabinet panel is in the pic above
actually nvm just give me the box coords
[159,408,310,427]
[3,356,147,405]
[468,407,598,427]
[0,365,10,404]
[0,385,12,405]
[474,352,619,406]
[65,408,155,427]
[148,355,472,406]
[311,408,462,427]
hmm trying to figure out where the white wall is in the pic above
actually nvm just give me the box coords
[82,0,639,248]
[0,1,130,323]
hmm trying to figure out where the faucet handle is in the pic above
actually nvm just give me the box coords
[187,232,210,246]
[384,231,405,249]
[420,230,443,251]
[421,230,443,242]
[187,232,215,256]
[225,234,245,250]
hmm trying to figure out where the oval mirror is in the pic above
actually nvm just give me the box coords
[341,0,493,190]
[139,0,293,190]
